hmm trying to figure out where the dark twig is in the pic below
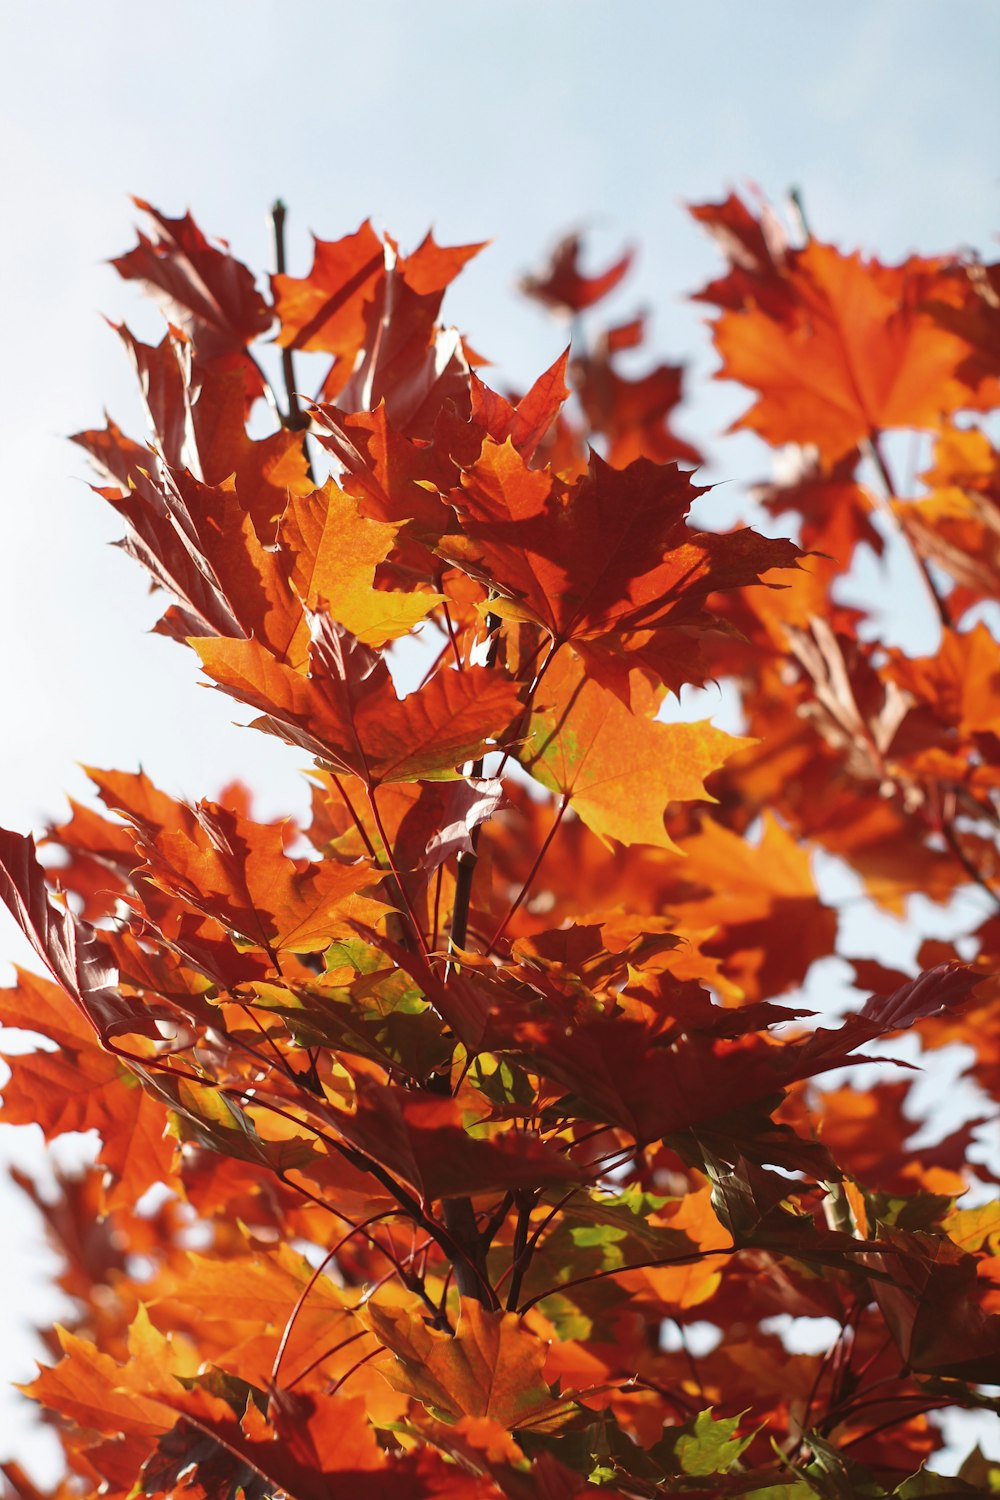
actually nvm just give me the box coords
[487,793,569,955]
[864,432,951,629]
[271,1210,398,1387]
[838,1399,953,1453]
[436,572,464,671]
[516,1247,737,1314]
[283,1329,371,1393]
[435,608,505,1309]
[445,608,503,974]
[506,1191,538,1311]
[365,783,430,957]
[329,774,378,862]
[940,817,1000,911]
[326,1346,382,1397]
[270,199,315,481]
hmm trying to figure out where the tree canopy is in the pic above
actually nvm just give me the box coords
[1,193,998,1498]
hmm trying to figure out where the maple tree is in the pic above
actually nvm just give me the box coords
[2,189,1000,1499]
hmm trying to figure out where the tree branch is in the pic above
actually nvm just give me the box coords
[864,432,951,629]
[271,199,315,481]
[487,792,569,955]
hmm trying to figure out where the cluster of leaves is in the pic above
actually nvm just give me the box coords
[1,192,999,1499]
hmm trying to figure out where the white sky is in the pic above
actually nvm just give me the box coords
[1,0,998,1478]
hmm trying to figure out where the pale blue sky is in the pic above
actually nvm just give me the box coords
[2,2,998,854]
[1,1,998,1477]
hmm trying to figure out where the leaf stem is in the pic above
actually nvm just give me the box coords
[329,773,378,861]
[444,608,503,974]
[431,862,444,953]
[270,201,313,468]
[940,816,1000,911]
[430,608,507,1311]
[486,792,569,955]
[478,1191,514,1250]
[864,432,951,629]
[364,783,430,957]
[838,1399,952,1453]
[516,1246,735,1315]
[271,1210,397,1387]
[492,635,561,782]
[327,1346,382,1397]
[436,572,464,670]
[283,1329,371,1394]
[505,1191,538,1311]
[494,1186,580,1298]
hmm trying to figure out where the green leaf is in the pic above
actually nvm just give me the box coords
[675,1408,755,1477]
[469,1052,536,1108]
[325,936,385,974]
[895,1466,999,1496]
[795,1431,886,1498]
[250,977,448,1079]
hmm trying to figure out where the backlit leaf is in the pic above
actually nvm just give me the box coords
[522,650,750,849]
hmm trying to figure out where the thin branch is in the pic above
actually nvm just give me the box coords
[443,607,502,976]
[448,848,479,958]
[431,862,444,954]
[940,817,1000,911]
[670,1319,706,1401]
[494,1186,581,1296]
[270,200,315,480]
[523,1186,582,1258]
[440,1193,500,1310]
[560,1123,622,1156]
[838,1329,895,1395]
[327,1346,382,1397]
[493,635,561,782]
[283,1329,372,1394]
[329,774,378,861]
[817,1362,921,1433]
[505,1191,538,1311]
[356,1232,451,1330]
[864,432,951,629]
[486,793,569,955]
[365,783,430,957]
[271,1209,398,1386]
[516,1246,737,1315]
[838,1400,953,1453]
[436,572,464,670]
[478,1191,514,1250]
